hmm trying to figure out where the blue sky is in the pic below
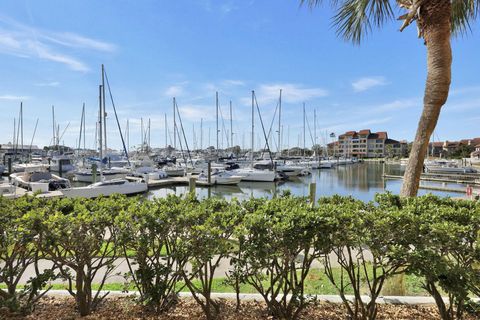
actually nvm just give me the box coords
[0,0,479,151]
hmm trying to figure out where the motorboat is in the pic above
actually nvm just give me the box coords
[254,160,303,177]
[13,162,49,173]
[10,170,71,192]
[129,166,168,180]
[73,167,130,183]
[60,179,148,198]
[197,170,243,185]
[232,168,276,182]
[161,164,185,177]
[49,155,75,173]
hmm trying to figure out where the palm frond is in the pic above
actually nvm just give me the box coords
[301,0,395,44]
[451,0,480,36]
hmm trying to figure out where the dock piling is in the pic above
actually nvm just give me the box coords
[189,177,196,196]
[8,158,12,181]
[92,164,97,183]
[309,182,316,207]
[207,161,212,185]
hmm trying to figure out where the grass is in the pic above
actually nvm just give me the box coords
[0,268,430,296]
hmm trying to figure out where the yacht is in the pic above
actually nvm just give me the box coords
[232,168,276,182]
[129,166,168,180]
[61,179,148,198]
[253,160,303,177]
[197,170,243,185]
[49,155,75,173]
[10,170,71,192]
[73,167,130,183]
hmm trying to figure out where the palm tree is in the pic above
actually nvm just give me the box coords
[301,0,479,197]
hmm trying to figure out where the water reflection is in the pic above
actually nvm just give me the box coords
[148,163,461,202]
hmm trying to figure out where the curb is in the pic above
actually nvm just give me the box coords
[42,290,480,306]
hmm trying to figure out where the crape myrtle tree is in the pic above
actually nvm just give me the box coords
[301,0,480,197]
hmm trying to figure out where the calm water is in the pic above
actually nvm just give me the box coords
[148,162,462,202]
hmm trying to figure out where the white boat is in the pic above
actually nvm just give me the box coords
[74,167,130,183]
[13,163,49,173]
[424,166,477,174]
[233,168,276,182]
[162,165,185,177]
[129,166,168,180]
[10,171,71,191]
[60,179,148,199]
[49,156,76,173]
[254,160,303,177]
[197,170,243,185]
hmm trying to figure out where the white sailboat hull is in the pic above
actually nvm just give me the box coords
[61,180,148,198]
[233,169,276,182]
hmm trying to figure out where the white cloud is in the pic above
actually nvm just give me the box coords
[165,85,184,97]
[371,98,420,113]
[178,105,215,121]
[244,83,328,105]
[222,79,245,86]
[0,94,29,100]
[352,76,388,92]
[0,15,116,72]
[35,81,60,87]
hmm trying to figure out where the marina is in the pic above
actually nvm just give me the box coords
[3,161,478,201]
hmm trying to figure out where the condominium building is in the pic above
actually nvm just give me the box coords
[334,129,406,158]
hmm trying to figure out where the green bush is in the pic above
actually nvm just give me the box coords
[1,192,479,320]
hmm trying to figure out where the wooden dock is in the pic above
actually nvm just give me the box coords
[383,174,480,185]
[125,176,213,188]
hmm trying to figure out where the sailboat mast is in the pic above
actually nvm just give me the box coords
[148,118,151,151]
[303,103,306,158]
[216,91,219,151]
[251,90,254,165]
[98,85,103,160]
[314,108,317,154]
[278,89,282,154]
[229,101,233,149]
[78,104,85,152]
[101,64,107,155]
[20,102,23,156]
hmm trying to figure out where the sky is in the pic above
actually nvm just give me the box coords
[0,0,479,151]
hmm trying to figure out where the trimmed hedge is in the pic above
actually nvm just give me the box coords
[0,193,479,320]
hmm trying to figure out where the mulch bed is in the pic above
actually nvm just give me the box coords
[2,296,478,319]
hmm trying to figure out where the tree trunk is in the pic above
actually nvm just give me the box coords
[400,0,452,197]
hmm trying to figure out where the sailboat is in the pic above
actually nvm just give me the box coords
[61,65,147,198]
[233,90,276,182]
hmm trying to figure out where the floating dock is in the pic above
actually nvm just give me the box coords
[125,176,213,188]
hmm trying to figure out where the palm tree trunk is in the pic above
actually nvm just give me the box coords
[400,0,452,197]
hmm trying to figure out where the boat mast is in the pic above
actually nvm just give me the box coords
[148,118,151,152]
[78,103,85,154]
[278,89,282,154]
[216,91,219,152]
[303,102,306,158]
[98,84,103,160]
[251,90,254,167]
[229,101,233,149]
[20,102,23,157]
[314,108,317,159]
[101,64,107,155]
